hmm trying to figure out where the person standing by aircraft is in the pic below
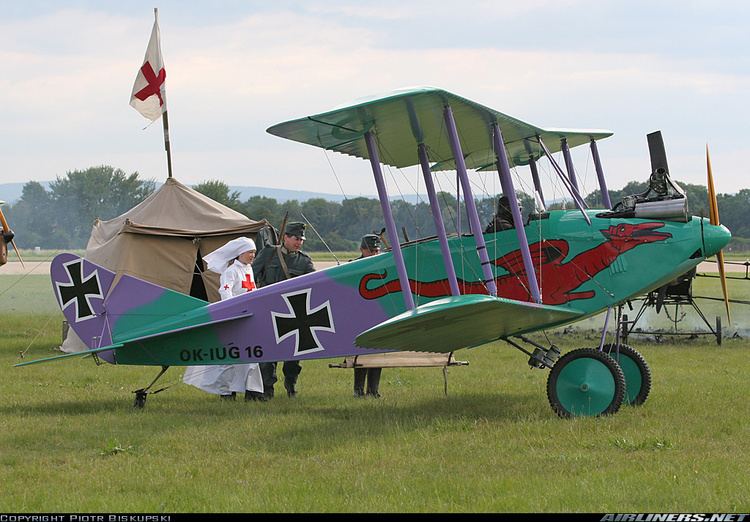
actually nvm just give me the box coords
[183,237,265,401]
[351,233,384,398]
[252,222,315,400]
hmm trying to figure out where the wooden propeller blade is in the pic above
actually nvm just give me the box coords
[706,145,731,323]
[706,145,719,225]
[0,206,25,268]
[10,239,25,268]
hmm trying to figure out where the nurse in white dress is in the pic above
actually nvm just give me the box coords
[183,237,265,401]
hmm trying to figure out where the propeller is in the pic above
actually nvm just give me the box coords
[705,145,731,323]
[0,204,25,268]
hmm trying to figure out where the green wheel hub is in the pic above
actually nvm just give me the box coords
[547,348,626,418]
[556,357,615,415]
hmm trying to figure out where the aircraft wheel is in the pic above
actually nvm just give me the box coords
[547,348,625,418]
[602,343,651,406]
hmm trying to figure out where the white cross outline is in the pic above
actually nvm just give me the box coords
[271,288,335,357]
[54,258,104,323]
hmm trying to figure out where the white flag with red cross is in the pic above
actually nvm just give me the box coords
[130,14,167,122]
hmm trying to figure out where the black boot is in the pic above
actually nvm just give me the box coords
[283,361,301,398]
[260,362,277,400]
[353,368,366,397]
[220,392,237,401]
[365,368,382,398]
[245,390,267,402]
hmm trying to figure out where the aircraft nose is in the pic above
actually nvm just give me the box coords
[702,220,732,257]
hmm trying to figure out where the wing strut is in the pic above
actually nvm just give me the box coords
[528,155,546,208]
[364,131,416,311]
[443,105,497,297]
[537,137,591,225]
[561,138,584,202]
[590,138,612,209]
[492,123,542,304]
[418,143,461,296]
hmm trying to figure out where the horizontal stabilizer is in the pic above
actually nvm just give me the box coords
[15,344,125,367]
[120,311,253,344]
[355,295,582,352]
[15,312,253,367]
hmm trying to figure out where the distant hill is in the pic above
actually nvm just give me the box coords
[230,186,368,203]
[0,181,427,204]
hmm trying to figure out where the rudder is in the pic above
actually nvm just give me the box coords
[52,253,207,353]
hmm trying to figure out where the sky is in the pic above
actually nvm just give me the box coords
[2,0,749,202]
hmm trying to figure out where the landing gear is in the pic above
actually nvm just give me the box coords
[132,366,170,409]
[547,348,626,418]
[602,343,651,406]
[134,389,148,408]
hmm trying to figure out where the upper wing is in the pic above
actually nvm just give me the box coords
[266,86,612,170]
[355,294,583,352]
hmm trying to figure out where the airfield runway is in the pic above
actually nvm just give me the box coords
[1,260,745,276]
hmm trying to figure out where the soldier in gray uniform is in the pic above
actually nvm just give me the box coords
[352,234,383,398]
[252,222,315,399]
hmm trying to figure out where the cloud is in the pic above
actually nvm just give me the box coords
[1,6,747,196]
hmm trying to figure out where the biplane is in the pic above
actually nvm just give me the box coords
[17,87,732,418]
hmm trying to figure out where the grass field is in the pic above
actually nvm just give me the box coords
[1,276,749,512]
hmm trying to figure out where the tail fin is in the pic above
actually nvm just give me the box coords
[51,254,206,353]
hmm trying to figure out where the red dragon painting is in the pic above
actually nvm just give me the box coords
[358,222,671,305]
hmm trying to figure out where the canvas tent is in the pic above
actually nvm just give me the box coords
[61,177,272,353]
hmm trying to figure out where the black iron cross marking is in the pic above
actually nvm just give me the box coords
[56,260,103,322]
[272,289,335,356]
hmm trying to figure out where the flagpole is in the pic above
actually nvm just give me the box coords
[162,109,173,178]
[153,8,173,179]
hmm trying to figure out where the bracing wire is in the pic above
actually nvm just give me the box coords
[323,149,350,203]
[300,211,341,266]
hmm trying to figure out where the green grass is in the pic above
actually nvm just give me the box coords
[12,248,85,261]
[1,275,60,314]
[309,250,359,262]
[2,275,750,512]
[2,312,749,512]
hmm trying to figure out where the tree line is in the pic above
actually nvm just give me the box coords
[5,165,750,252]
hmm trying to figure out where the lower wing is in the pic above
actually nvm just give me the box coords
[355,294,583,352]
